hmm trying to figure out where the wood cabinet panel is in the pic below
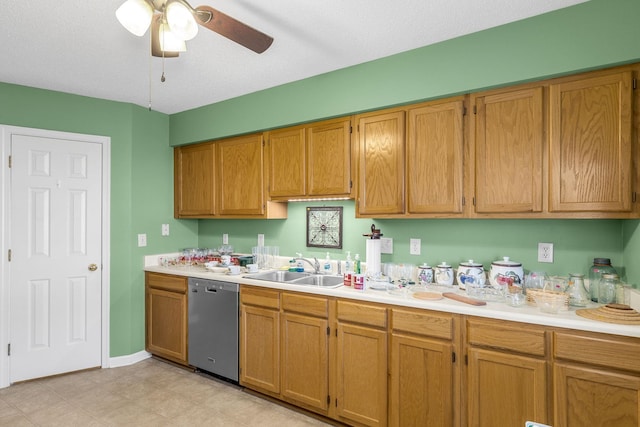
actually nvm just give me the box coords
[146,272,187,293]
[307,118,352,197]
[240,286,280,309]
[281,312,329,412]
[268,127,306,198]
[174,142,216,217]
[468,348,547,427]
[390,334,453,427]
[337,300,387,328]
[467,317,546,357]
[218,134,265,215]
[407,99,464,214]
[145,286,188,365]
[473,87,544,213]
[282,292,328,318]
[549,70,633,212]
[391,308,453,340]
[554,362,640,427]
[554,330,640,374]
[356,110,405,216]
[336,322,388,427]
[240,304,280,394]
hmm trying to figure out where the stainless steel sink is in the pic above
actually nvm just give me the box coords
[288,275,344,288]
[244,270,310,282]
[243,271,343,288]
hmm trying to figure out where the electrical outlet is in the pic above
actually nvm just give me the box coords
[380,238,393,254]
[137,233,147,247]
[410,238,421,255]
[161,224,169,236]
[258,234,265,246]
[223,233,229,244]
[538,242,554,263]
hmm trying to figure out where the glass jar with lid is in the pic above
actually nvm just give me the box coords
[588,258,617,302]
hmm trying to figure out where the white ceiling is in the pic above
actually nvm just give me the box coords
[1,0,587,115]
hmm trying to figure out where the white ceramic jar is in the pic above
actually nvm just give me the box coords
[489,256,524,289]
[435,262,454,287]
[456,260,485,290]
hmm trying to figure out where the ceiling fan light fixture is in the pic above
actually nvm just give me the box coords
[166,0,199,41]
[116,0,154,36]
[159,22,187,52]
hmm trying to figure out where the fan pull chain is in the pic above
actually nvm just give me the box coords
[148,27,153,111]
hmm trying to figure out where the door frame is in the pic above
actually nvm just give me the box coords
[0,125,111,388]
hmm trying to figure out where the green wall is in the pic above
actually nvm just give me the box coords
[198,202,627,282]
[2,0,640,361]
[0,83,198,357]
[170,0,640,145]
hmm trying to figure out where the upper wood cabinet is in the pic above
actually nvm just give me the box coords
[174,134,287,219]
[407,98,465,215]
[355,109,406,216]
[471,86,545,214]
[549,70,634,213]
[356,98,465,218]
[266,117,352,200]
[174,142,216,217]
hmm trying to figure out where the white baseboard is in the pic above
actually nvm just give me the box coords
[108,350,151,368]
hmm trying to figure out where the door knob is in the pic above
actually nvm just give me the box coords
[88,264,98,271]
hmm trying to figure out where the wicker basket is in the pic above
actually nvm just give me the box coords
[526,288,569,311]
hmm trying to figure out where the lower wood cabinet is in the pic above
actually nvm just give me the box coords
[553,330,640,427]
[281,292,330,414]
[145,272,188,365]
[466,318,548,427]
[237,284,640,427]
[239,286,280,394]
[336,300,388,427]
[390,308,458,427]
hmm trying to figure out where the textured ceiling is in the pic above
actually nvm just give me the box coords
[0,0,587,114]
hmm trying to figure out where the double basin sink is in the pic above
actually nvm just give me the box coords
[243,270,344,288]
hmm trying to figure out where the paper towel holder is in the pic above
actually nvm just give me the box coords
[363,223,383,239]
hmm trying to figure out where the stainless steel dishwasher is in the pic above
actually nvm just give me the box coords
[188,277,239,382]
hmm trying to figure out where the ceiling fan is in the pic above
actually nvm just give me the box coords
[116,0,274,57]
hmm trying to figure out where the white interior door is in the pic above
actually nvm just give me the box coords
[9,134,103,382]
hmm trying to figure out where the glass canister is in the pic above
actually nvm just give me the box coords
[598,273,619,304]
[566,273,590,307]
[588,258,617,302]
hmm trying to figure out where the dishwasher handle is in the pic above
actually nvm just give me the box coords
[205,287,218,293]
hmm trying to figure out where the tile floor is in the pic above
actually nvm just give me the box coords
[0,358,334,426]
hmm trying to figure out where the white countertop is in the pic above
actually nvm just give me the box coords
[144,263,640,339]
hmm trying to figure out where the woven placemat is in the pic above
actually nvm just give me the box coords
[576,304,640,325]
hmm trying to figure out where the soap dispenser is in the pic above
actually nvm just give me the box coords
[324,253,332,273]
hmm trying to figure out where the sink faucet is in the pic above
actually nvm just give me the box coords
[294,257,321,274]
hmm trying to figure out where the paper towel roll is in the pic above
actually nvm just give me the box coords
[366,239,381,276]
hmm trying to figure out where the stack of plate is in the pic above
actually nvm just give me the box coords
[576,304,640,325]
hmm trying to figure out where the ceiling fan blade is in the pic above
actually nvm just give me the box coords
[194,5,273,54]
[151,13,180,58]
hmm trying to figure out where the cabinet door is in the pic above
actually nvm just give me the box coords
[218,134,265,215]
[467,347,547,427]
[240,304,280,393]
[281,312,329,412]
[407,99,464,214]
[356,110,405,216]
[390,334,454,427]
[336,323,387,427]
[268,127,306,198]
[145,287,188,365]
[474,87,544,213]
[307,118,352,197]
[174,142,216,217]
[549,71,633,212]
[554,362,640,427]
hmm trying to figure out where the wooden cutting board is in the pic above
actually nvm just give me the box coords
[443,292,487,306]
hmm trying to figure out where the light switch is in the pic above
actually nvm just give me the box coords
[137,233,147,247]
